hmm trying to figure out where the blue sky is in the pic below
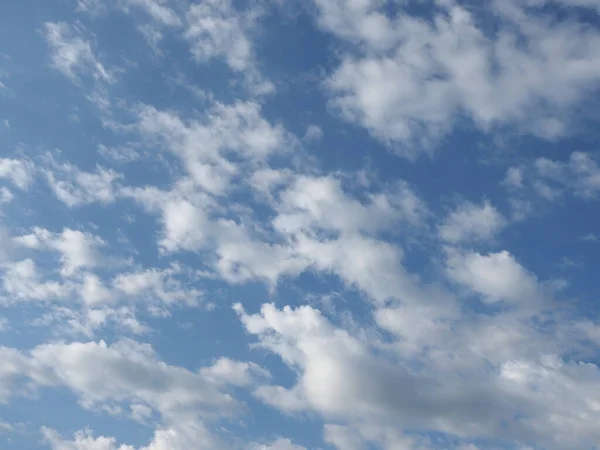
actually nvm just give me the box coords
[1,0,600,449]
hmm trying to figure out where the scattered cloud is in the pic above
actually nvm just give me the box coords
[507,151,600,201]
[1,1,600,449]
[0,157,34,189]
[16,227,106,277]
[184,0,273,93]
[438,200,505,244]
[445,249,542,305]
[43,160,122,207]
[321,0,600,155]
[43,22,114,83]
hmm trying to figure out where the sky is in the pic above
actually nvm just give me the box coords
[0,0,600,449]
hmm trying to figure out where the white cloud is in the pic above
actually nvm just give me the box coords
[0,419,13,433]
[185,0,253,71]
[98,144,140,164]
[303,125,323,143]
[16,227,106,277]
[25,339,259,419]
[184,0,273,94]
[445,249,541,305]
[438,200,505,244]
[135,101,289,195]
[236,299,600,449]
[2,259,70,303]
[321,1,600,155]
[237,302,509,441]
[43,420,223,450]
[76,0,106,15]
[0,338,273,449]
[534,152,600,199]
[0,157,34,189]
[0,187,13,204]
[250,438,307,450]
[44,161,122,207]
[112,266,202,308]
[274,176,426,235]
[43,22,114,83]
[43,427,122,450]
[120,0,181,27]
[581,233,599,242]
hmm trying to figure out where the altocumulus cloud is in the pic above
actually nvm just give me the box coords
[0,0,599,449]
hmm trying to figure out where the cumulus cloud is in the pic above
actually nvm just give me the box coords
[445,249,542,305]
[236,299,600,449]
[4,2,600,449]
[320,0,600,155]
[2,259,70,303]
[16,227,106,277]
[0,339,263,421]
[134,101,289,195]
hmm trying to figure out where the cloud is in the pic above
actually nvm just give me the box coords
[2,259,70,303]
[321,0,600,155]
[445,249,542,305]
[120,0,181,27]
[43,424,306,450]
[2,339,262,423]
[16,227,106,277]
[76,0,106,16]
[184,0,273,94]
[0,157,35,189]
[438,200,505,244]
[237,302,511,441]
[250,438,307,450]
[0,187,14,204]
[134,101,289,195]
[43,160,122,207]
[507,151,600,201]
[236,299,600,449]
[43,22,114,83]
[98,145,140,164]
[112,266,202,308]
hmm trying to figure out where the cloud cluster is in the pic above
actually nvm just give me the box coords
[320,0,600,155]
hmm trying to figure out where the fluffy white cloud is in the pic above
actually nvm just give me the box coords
[438,200,505,244]
[135,101,288,195]
[43,22,114,83]
[321,0,600,154]
[236,299,600,449]
[0,339,262,424]
[445,249,542,304]
[2,259,70,303]
[16,227,106,277]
